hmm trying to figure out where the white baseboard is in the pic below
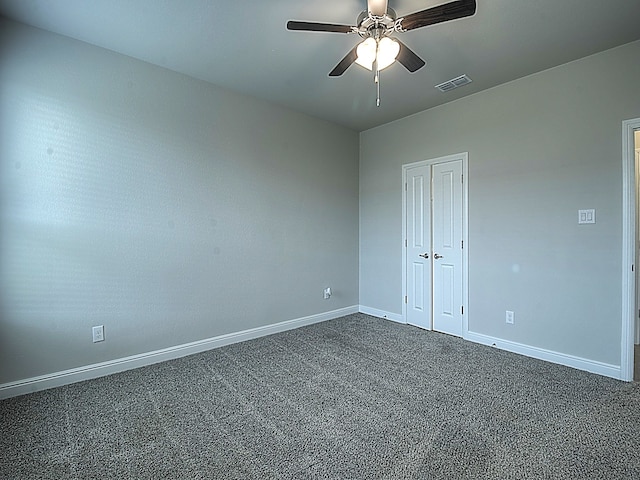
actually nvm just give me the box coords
[464,330,622,380]
[0,305,359,400]
[359,305,404,323]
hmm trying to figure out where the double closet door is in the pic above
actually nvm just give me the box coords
[405,159,463,336]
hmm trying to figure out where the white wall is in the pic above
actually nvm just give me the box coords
[0,19,359,385]
[360,40,640,368]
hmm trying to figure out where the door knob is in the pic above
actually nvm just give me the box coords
[434,253,443,259]
[418,253,429,259]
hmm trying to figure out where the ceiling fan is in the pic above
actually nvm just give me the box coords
[287,0,477,105]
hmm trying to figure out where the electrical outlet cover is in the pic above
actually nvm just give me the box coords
[92,325,104,343]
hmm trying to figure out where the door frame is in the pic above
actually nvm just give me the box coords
[636,147,640,346]
[402,152,469,334]
[622,118,640,381]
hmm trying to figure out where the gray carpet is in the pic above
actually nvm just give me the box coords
[1,313,640,479]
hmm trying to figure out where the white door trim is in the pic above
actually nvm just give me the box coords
[622,118,640,381]
[402,152,468,335]
[636,147,640,346]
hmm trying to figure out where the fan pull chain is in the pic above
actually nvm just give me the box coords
[373,43,381,107]
[374,68,381,107]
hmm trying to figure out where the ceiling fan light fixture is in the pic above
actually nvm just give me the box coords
[377,37,400,70]
[355,38,377,70]
[355,37,399,71]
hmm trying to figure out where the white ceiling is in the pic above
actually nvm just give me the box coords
[1,0,639,131]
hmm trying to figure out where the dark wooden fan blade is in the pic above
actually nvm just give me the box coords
[399,0,476,32]
[395,40,426,73]
[287,20,354,33]
[329,47,358,77]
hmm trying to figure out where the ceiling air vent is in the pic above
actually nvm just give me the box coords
[435,74,472,92]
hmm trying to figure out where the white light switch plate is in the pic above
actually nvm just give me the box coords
[578,209,595,224]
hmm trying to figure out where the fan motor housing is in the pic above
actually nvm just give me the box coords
[357,8,397,38]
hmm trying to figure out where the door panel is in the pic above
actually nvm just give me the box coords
[432,160,463,336]
[412,175,425,248]
[406,165,431,329]
[412,263,425,313]
[439,264,454,316]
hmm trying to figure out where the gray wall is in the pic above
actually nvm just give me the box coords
[360,40,640,367]
[0,20,359,384]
